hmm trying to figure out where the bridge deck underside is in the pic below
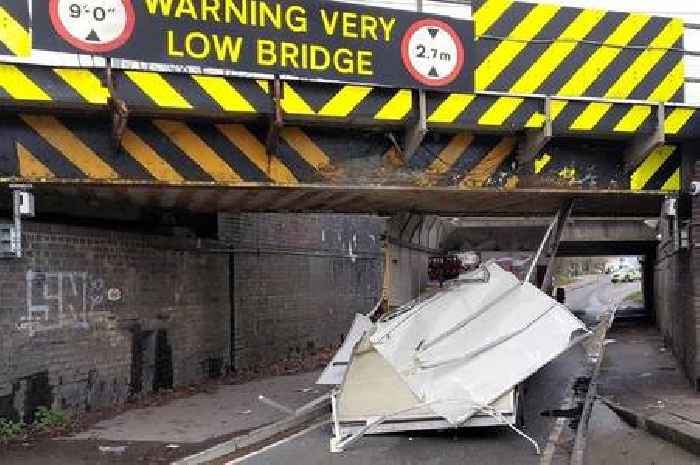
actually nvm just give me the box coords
[5,184,665,217]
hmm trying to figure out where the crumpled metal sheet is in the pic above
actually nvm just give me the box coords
[327,262,589,426]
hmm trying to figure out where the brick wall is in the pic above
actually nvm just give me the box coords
[654,157,699,388]
[219,214,384,369]
[0,222,229,421]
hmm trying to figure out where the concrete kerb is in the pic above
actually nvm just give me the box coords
[172,394,331,465]
[601,398,700,457]
[570,305,617,465]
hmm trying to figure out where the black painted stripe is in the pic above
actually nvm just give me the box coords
[443,136,499,186]
[276,131,324,182]
[643,147,681,190]
[231,77,273,113]
[504,100,539,129]
[58,117,154,180]
[188,123,269,182]
[132,121,213,181]
[162,74,222,111]
[21,66,86,103]
[5,116,84,178]
[286,82,340,113]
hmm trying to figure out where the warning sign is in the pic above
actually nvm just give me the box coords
[401,19,464,87]
[49,0,135,52]
[32,0,475,92]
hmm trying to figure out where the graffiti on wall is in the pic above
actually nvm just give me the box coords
[19,271,111,334]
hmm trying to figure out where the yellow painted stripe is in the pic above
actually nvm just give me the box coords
[428,133,474,175]
[0,6,30,56]
[0,64,51,100]
[125,71,192,109]
[192,75,255,112]
[374,89,412,120]
[534,153,552,174]
[630,145,675,190]
[525,112,546,128]
[256,81,315,114]
[648,60,685,102]
[478,97,523,126]
[475,4,560,90]
[474,0,513,37]
[428,94,475,123]
[256,80,269,93]
[570,102,612,130]
[281,83,315,115]
[318,86,373,117]
[607,19,684,100]
[665,108,695,135]
[153,120,241,182]
[661,168,680,192]
[550,100,569,121]
[120,129,184,182]
[553,14,650,119]
[461,137,517,187]
[17,142,54,178]
[614,105,652,132]
[512,9,606,94]
[216,124,298,184]
[280,127,331,170]
[20,115,118,179]
[54,69,109,104]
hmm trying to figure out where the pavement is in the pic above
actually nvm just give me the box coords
[593,319,700,459]
[584,400,699,465]
[0,370,329,464]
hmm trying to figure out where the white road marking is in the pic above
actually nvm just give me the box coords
[225,420,328,465]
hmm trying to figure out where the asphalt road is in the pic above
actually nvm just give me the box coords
[565,275,641,324]
[227,276,640,465]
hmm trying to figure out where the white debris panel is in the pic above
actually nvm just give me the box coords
[327,262,589,427]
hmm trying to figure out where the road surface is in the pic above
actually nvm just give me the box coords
[225,275,641,465]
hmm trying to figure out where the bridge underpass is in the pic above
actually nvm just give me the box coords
[0,0,699,462]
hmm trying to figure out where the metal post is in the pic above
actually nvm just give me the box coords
[12,190,21,258]
[541,199,575,292]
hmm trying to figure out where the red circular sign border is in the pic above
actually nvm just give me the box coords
[49,0,135,53]
[401,18,465,88]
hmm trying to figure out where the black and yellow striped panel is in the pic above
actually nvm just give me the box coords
[425,92,545,130]
[527,141,680,191]
[0,114,524,189]
[0,0,29,57]
[630,145,681,191]
[0,64,272,113]
[260,81,414,123]
[0,115,334,184]
[550,100,658,134]
[665,107,700,139]
[0,114,675,191]
[472,0,685,127]
[0,64,413,123]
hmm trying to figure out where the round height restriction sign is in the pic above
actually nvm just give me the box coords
[49,0,135,53]
[401,19,465,87]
